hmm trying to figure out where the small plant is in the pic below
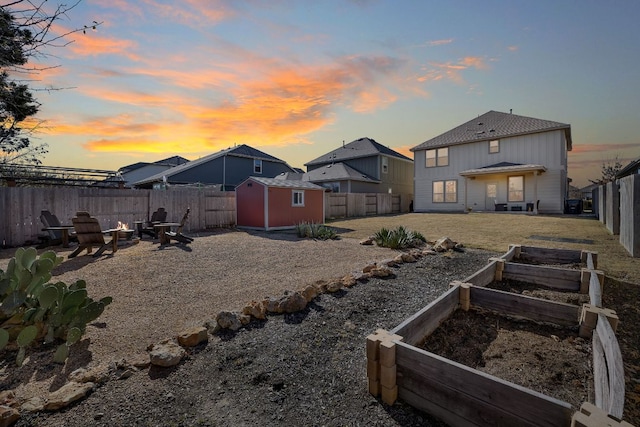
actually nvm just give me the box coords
[0,247,112,366]
[373,226,426,249]
[295,222,338,240]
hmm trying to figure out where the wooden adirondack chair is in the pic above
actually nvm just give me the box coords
[165,208,194,244]
[38,210,77,248]
[137,207,167,239]
[68,212,115,258]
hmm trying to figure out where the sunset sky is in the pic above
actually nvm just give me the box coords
[22,0,640,188]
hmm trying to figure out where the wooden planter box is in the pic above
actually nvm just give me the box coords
[366,245,629,427]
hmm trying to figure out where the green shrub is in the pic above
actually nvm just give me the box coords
[373,226,426,249]
[295,222,338,240]
[0,247,112,366]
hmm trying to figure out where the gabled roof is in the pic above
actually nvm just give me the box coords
[304,162,380,183]
[411,110,572,152]
[135,144,292,186]
[616,156,640,179]
[305,137,412,166]
[119,156,189,174]
[274,162,380,183]
[244,176,323,190]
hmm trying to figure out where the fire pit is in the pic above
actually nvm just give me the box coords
[116,221,134,240]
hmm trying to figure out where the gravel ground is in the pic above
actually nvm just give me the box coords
[7,234,497,426]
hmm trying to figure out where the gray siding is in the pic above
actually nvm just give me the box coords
[413,130,568,213]
[379,155,414,195]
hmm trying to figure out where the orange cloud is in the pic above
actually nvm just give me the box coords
[570,143,637,155]
[51,23,140,60]
[508,46,519,52]
[418,56,489,84]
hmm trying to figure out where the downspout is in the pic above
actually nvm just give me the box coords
[222,154,226,191]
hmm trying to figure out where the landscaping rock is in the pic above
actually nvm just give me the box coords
[300,284,318,302]
[359,237,374,245]
[341,274,357,288]
[434,237,456,252]
[216,311,244,330]
[325,280,343,293]
[0,405,19,427]
[177,326,208,347]
[148,340,186,367]
[20,397,45,413]
[362,263,377,273]
[44,381,94,411]
[371,266,394,278]
[279,291,307,313]
[68,365,111,384]
[242,300,267,320]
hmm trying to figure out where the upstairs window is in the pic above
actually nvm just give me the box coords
[426,147,449,167]
[382,156,388,174]
[292,190,304,206]
[254,159,262,174]
[489,140,500,154]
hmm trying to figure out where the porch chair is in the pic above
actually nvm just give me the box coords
[165,208,194,244]
[137,207,168,239]
[68,211,115,258]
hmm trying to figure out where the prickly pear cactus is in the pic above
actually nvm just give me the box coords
[0,248,112,366]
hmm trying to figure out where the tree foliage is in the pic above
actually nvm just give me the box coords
[0,1,100,168]
[589,157,623,185]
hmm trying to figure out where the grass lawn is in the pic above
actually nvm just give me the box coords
[328,212,639,284]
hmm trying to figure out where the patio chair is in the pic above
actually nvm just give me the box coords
[38,210,77,248]
[137,207,168,239]
[165,208,194,244]
[68,211,114,258]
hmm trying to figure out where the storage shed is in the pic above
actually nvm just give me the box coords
[236,177,325,231]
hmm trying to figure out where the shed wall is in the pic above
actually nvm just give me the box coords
[236,181,265,228]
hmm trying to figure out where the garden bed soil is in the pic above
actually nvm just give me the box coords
[418,308,593,410]
[486,279,590,306]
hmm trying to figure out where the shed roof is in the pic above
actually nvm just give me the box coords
[305,137,412,166]
[245,176,324,190]
[411,110,572,152]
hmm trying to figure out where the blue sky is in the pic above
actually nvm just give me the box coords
[22,0,640,187]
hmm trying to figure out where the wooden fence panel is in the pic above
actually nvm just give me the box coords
[347,193,367,217]
[204,191,236,228]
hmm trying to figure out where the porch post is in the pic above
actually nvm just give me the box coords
[463,177,468,211]
[533,171,539,214]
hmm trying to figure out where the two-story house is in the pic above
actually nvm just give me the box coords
[134,144,296,190]
[304,137,413,195]
[411,110,573,214]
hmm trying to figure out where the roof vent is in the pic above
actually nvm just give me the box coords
[478,122,483,126]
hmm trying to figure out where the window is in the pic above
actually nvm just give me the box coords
[292,190,304,206]
[437,147,449,166]
[382,156,388,174]
[254,159,262,174]
[489,140,500,154]
[426,147,449,167]
[432,180,457,203]
[508,176,524,202]
[321,182,340,193]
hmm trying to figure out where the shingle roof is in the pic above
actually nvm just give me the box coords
[135,144,291,185]
[616,156,640,178]
[247,176,323,190]
[304,162,379,183]
[411,111,572,151]
[305,137,412,166]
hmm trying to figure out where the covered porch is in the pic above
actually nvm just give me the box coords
[460,162,547,214]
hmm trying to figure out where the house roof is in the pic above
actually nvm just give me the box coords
[275,162,380,183]
[305,137,412,166]
[119,156,189,174]
[616,156,640,179]
[411,110,573,152]
[135,144,292,186]
[459,162,547,177]
[244,176,324,190]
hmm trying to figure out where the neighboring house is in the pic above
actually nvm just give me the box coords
[304,137,413,195]
[616,156,640,179]
[411,110,573,214]
[236,177,325,230]
[114,156,189,187]
[134,144,296,190]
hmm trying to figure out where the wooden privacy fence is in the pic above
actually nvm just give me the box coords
[324,192,408,219]
[366,245,630,427]
[0,187,410,247]
[595,174,640,257]
[0,187,235,247]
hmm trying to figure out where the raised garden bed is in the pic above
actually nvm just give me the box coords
[366,245,629,427]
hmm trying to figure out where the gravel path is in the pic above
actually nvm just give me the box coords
[6,232,496,427]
